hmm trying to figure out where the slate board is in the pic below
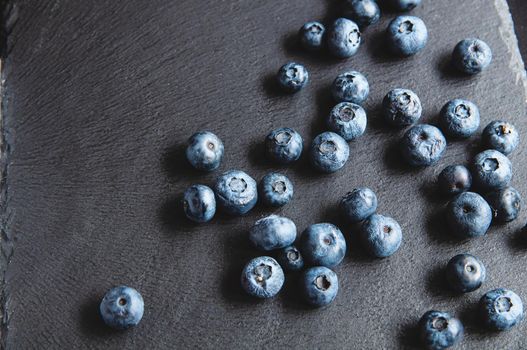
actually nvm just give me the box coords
[1,0,527,349]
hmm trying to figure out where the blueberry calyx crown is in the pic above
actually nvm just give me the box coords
[315,275,331,291]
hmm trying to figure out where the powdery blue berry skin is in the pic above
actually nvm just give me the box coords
[400,124,447,167]
[240,256,285,299]
[265,127,303,164]
[185,131,224,171]
[439,99,480,138]
[214,170,258,215]
[472,150,512,190]
[452,39,492,75]
[259,172,293,207]
[100,286,144,330]
[446,254,486,293]
[300,223,347,268]
[340,187,378,223]
[360,214,402,258]
[327,102,367,141]
[480,289,524,331]
[302,266,339,307]
[327,18,361,58]
[276,245,304,272]
[446,192,492,238]
[183,184,216,223]
[249,215,297,251]
[299,21,325,51]
[419,310,464,350]
[386,16,428,56]
[310,132,350,173]
[482,120,520,155]
[342,0,381,29]
[387,0,421,11]
[382,88,422,127]
[438,165,472,195]
[485,186,522,223]
[331,71,370,104]
[277,62,309,93]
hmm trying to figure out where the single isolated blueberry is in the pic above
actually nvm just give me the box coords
[241,256,285,299]
[215,170,258,215]
[439,99,480,138]
[327,102,367,141]
[386,0,422,12]
[340,187,378,222]
[331,71,370,104]
[100,286,144,330]
[259,172,293,207]
[452,39,492,75]
[183,184,216,223]
[482,120,519,155]
[310,132,350,173]
[265,127,303,164]
[438,165,472,195]
[446,192,492,238]
[382,88,422,127]
[299,21,326,51]
[186,131,224,171]
[446,253,486,293]
[300,223,347,267]
[485,186,522,223]
[418,310,464,350]
[277,62,309,93]
[249,215,297,251]
[302,266,339,307]
[360,214,402,258]
[276,245,304,272]
[386,16,428,56]
[472,149,512,190]
[480,288,524,331]
[342,0,381,29]
[327,18,361,58]
[400,124,447,167]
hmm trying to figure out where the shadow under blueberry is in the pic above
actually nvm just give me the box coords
[278,272,313,311]
[161,143,202,181]
[382,138,417,172]
[281,31,338,66]
[458,301,496,337]
[157,194,201,234]
[396,319,422,349]
[311,86,334,139]
[246,139,274,170]
[507,228,527,252]
[78,296,121,338]
[425,207,467,245]
[425,265,460,298]
[364,29,410,65]
[419,180,450,205]
[436,51,477,82]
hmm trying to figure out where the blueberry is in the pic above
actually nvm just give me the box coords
[277,62,309,93]
[327,18,361,58]
[340,187,378,223]
[439,99,480,138]
[214,170,258,215]
[452,39,492,75]
[265,127,303,164]
[446,192,492,238]
[100,286,144,329]
[400,124,447,167]
[386,0,421,12]
[241,256,285,298]
[331,71,370,104]
[485,186,522,222]
[310,132,350,173]
[249,215,297,251]
[302,266,339,307]
[472,149,512,190]
[446,254,486,293]
[386,16,428,56]
[418,310,464,350]
[259,172,293,207]
[480,288,524,331]
[382,88,422,127]
[276,245,304,272]
[185,131,224,171]
[360,214,402,258]
[327,102,367,141]
[299,21,325,51]
[183,184,216,223]
[482,120,519,155]
[438,165,472,195]
[300,223,347,267]
[342,0,381,29]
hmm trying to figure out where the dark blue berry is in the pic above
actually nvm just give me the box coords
[265,127,303,164]
[300,223,346,267]
[299,21,325,51]
[386,16,428,56]
[342,0,381,29]
[446,254,486,293]
[382,88,422,127]
[214,170,258,215]
[302,266,339,307]
[340,187,378,223]
[438,165,472,195]
[327,102,367,141]
[331,71,369,104]
[360,214,402,258]
[400,124,447,167]
[485,186,522,223]
[439,99,480,138]
[241,256,285,298]
[452,39,492,75]
[249,215,297,251]
[482,120,519,155]
[183,184,216,223]
[276,245,304,272]
[310,132,350,173]
[327,18,361,58]
[259,172,293,207]
[472,150,512,190]
[100,286,144,329]
[419,310,464,350]
[186,131,224,171]
[387,0,421,12]
[446,192,492,238]
[277,62,309,92]
[480,289,524,331]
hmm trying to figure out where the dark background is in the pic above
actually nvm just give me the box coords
[1,0,527,349]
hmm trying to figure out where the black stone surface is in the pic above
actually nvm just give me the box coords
[1,0,526,349]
